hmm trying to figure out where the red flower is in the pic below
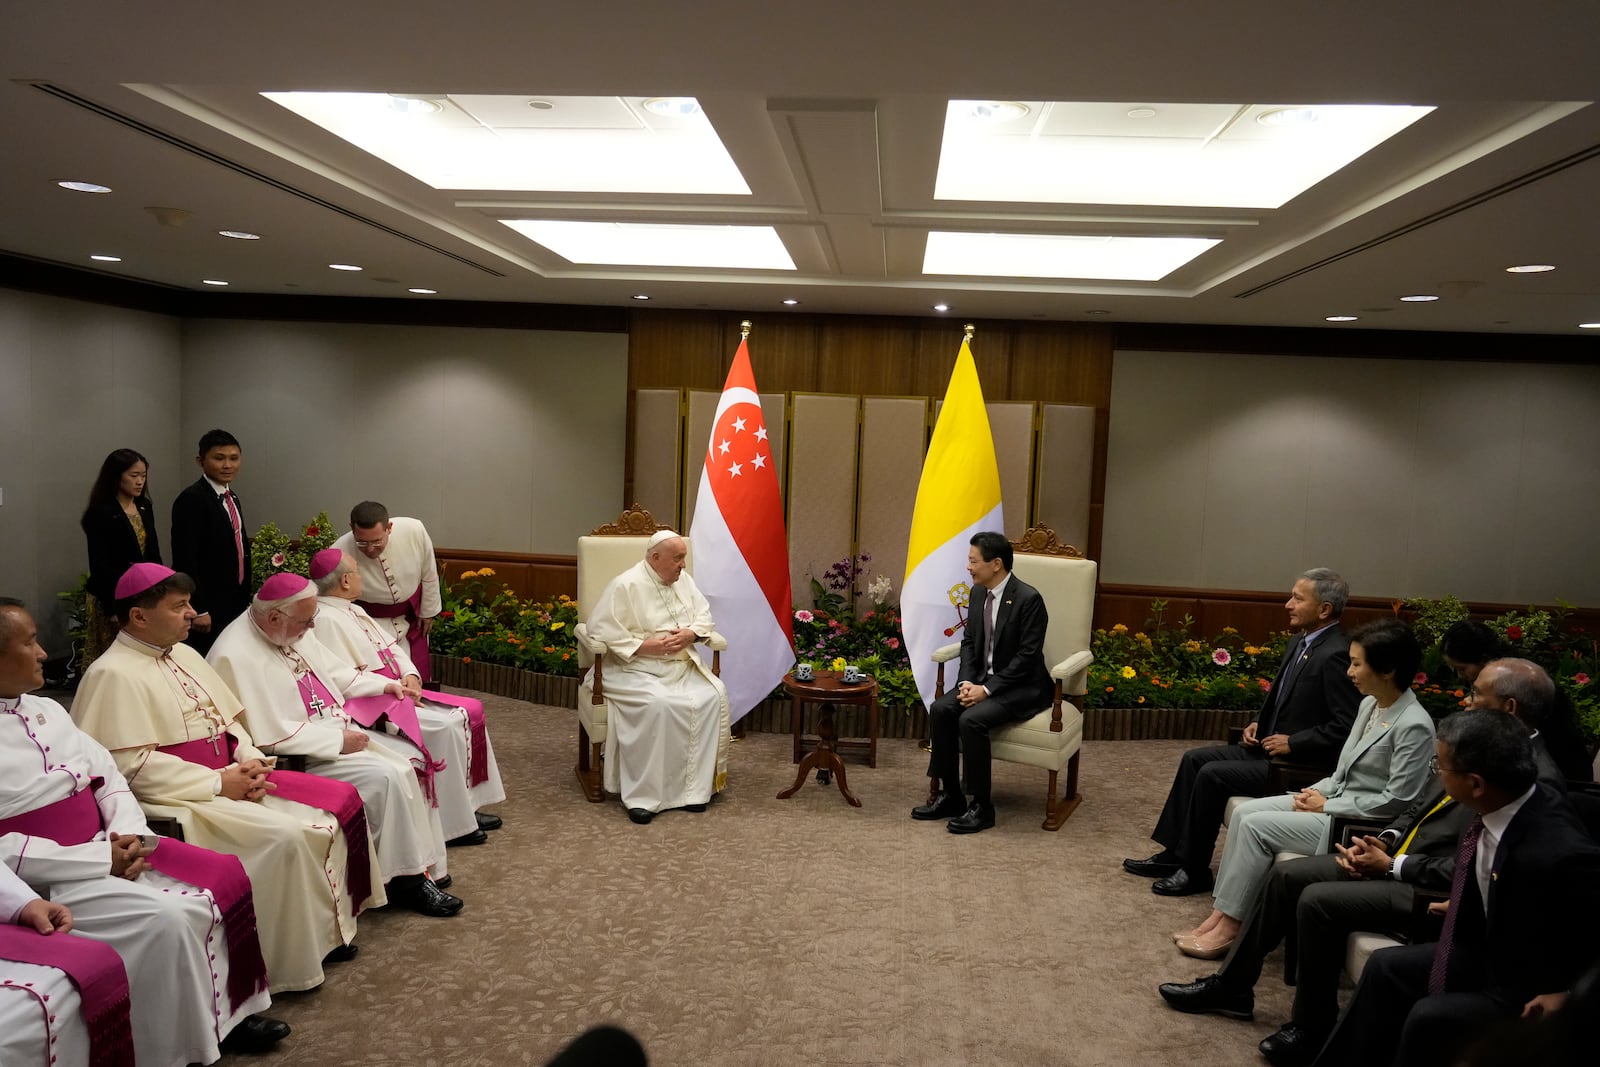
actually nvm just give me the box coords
[1413,672,1428,686]
[439,610,455,619]
[305,525,320,537]
[1505,625,1523,641]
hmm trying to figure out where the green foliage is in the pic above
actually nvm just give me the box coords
[250,511,337,587]
[1085,603,1290,711]
[56,573,89,646]
[428,568,582,675]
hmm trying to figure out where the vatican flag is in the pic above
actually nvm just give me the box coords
[901,332,1003,708]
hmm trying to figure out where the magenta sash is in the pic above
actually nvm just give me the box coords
[0,791,267,1014]
[156,734,374,914]
[0,925,134,1067]
[375,663,491,789]
[358,584,429,683]
[341,693,444,805]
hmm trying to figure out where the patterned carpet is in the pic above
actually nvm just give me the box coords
[214,692,1299,1067]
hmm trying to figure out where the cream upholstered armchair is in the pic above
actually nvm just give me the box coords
[930,525,1095,830]
[573,505,725,802]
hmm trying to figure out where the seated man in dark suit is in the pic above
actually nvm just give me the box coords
[169,428,250,656]
[1310,710,1600,1067]
[910,530,1053,835]
[1125,568,1362,895]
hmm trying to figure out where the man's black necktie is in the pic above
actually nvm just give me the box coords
[1259,633,1307,736]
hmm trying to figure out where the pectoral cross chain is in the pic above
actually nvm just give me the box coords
[307,692,326,715]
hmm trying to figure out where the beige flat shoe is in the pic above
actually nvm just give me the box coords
[1177,934,1235,961]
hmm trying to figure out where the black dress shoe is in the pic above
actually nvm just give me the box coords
[322,942,359,964]
[627,807,655,824]
[475,811,503,832]
[1123,852,1184,878]
[407,877,464,917]
[1153,868,1214,896]
[911,791,967,821]
[221,1015,291,1052]
[683,802,708,812]
[1157,974,1254,1019]
[446,828,489,847]
[947,803,996,834]
[1259,1024,1327,1067]
[433,874,452,890]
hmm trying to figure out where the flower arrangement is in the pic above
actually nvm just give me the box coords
[428,568,582,675]
[249,512,336,587]
[1086,601,1289,711]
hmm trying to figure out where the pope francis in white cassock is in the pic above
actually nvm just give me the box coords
[1,861,132,1067]
[333,503,442,683]
[581,531,731,824]
[207,574,463,917]
[310,548,506,844]
[71,564,383,993]
[0,599,282,1065]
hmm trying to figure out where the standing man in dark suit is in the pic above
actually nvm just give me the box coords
[911,530,1053,835]
[1310,710,1600,1067]
[169,429,249,656]
[1124,569,1361,895]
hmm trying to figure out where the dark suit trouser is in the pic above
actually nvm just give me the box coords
[1151,742,1271,872]
[927,688,1022,806]
[1313,943,1508,1067]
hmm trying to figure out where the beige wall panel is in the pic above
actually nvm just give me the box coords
[988,402,1035,540]
[788,394,860,609]
[1036,404,1096,553]
[1105,350,1600,607]
[631,389,682,529]
[681,390,719,533]
[857,397,929,605]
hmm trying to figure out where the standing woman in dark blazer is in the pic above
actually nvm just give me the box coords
[79,448,162,663]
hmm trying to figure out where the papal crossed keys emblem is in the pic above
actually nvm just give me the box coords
[943,581,972,638]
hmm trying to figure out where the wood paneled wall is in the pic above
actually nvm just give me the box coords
[626,310,1115,557]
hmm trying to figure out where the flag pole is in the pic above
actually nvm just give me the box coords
[728,317,755,743]
[740,318,752,339]
[964,322,975,341]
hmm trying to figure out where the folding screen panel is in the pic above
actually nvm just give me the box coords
[787,394,860,607]
[630,388,681,529]
[858,397,929,604]
[1036,404,1096,552]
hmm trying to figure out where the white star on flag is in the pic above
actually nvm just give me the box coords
[752,453,767,470]
[732,416,746,432]
[727,461,743,476]
[718,439,731,455]
[755,426,768,442]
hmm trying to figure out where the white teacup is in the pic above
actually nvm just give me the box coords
[842,665,862,683]
[794,663,814,682]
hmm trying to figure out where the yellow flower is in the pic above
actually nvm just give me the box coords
[460,569,479,579]
[551,621,565,630]
[1119,665,1136,679]
[1183,640,1204,654]
[1136,695,1145,704]
[1111,623,1128,634]
[1222,626,1238,635]
[464,598,474,606]
[831,657,847,672]
[1135,632,1153,647]
[479,567,496,576]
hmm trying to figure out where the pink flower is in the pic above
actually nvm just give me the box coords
[270,552,286,567]
[1257,678,1272,691]
[1414,672,1428,686]
[885,637,900,649]
[1576,672,1591,686]
[794,610,814,623]
[1212,648,1231,666]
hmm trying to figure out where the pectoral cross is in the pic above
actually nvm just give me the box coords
[208,732,222,756]
[307,692,326,716]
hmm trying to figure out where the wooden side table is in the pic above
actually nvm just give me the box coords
[776,670,878,807]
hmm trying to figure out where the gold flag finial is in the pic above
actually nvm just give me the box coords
[740,319,752,339]
[963,323,976,341]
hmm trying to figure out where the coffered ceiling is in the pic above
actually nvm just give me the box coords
[4,1,1600,336]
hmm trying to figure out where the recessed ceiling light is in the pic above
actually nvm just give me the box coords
[632,294,651,301]
[641,97,701,117]
[781,298,799,306]
[328,263,363,271]
[408,287,437,295]
[527,99,555,111]
[966,101,1030,122]
[1256,107,1320,127]
[1579,322,1600,329]
[89,254,122,262]
[57,180,112,194]
[387,94,444,115]
[506,221,795,270]
[1325,315,1359,322]
[202,279,229,286]
[1399,294,1440,302]
[218,230,261,240]
[1504,263,1555,273]
[933,304,950,312]
[923,231,1220,282]
[1126,107,1158,119]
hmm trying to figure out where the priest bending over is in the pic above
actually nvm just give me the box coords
[208,574,462,917]
[311,548,505,844]
[582,531,730,825]
[0,597,286,1064]
[333,500,442,683]
[73,563,383,992]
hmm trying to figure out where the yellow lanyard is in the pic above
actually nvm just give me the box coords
[1397,795,1454,855]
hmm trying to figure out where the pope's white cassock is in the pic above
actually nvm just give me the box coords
[583,558,731,813]
[2,693,271,1067]
[333,517,440,679]
[208,614,449,882]
[1,862,127,1067]
[72,631,384,991]
[314,595,505,840]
